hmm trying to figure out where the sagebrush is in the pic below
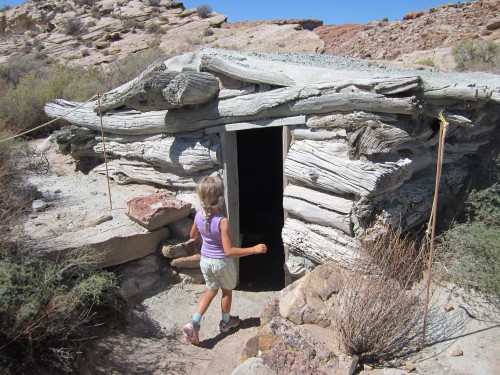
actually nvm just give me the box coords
[331,229,428,364]
[452,38,500,73]
[0,247,127,373]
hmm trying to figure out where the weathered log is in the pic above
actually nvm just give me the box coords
[200,54,295,87]
[218,85,256,99]
[322,76,420,95]
[285,140,413,197]
[422,85,492,102]
[283,184,353,234]
[44,99,168,135]
[306,111,399,129]
[205,116,306,134]
[163,71,220,108]
[359,165,469,232]
[95,61,170,112]
[164,89,418,133]
[282,218,361,267]
[93,134,220,173]
[92,159,213,189]
[349,123,413,155]
[118,71,179,111]
[292,127,347,141]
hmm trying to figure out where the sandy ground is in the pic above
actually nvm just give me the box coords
[25,139,500,375]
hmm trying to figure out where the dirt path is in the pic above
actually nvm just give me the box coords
[81,284,279,375]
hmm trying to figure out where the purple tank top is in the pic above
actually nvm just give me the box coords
[195,211,228,259]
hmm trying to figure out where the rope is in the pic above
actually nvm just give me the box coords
[97,93,113,210]
[0,94,98,143]
[422,110,449,347]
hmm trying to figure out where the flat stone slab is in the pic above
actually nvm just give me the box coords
[126,193,192,231]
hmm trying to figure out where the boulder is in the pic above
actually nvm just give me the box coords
[284,253,315,285]
[231,358,277,375]
[279,261,344,327]
[161,237,201,258]
[126,193,192,230]
[36,223,170,268]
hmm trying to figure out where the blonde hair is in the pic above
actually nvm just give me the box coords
[197,176,224,234]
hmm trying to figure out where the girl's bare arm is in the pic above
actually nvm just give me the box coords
[190,218,200,239]
[220,218,267,257]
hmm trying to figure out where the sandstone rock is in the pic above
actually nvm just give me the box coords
[405,361,416,372]
[36,223,169,268]
[450,345,463,357]
[32,199,48,212]
[84,214,113,227]
[231,357,277,375]
[171,253,201,268]
[241,335,259,362]
[284,253,315,285]
[443,302,454,312]
[258,317,340,375]
[279,261,343,327]
[117,255,163,298]
[126,193,192,231]
[161,237,201,258]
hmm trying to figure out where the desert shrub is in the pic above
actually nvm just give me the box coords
[452,38,500,73]
[0,64,109,135]
[415,58,436,67]
[0,246,127,373]
[331,229,428,364]
[148,0,161,6]
[1,5,12,11]
[196,4,212,18]
[61,17,86,36]
[0,56,44,86]
[203,27,214,37]
[107,48,168,87]
[437,184,500,298]
[145,21,160,34]
[90,7,102,19]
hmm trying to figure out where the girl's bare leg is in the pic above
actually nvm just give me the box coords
[196,289,218,315]
[221,288,233,314]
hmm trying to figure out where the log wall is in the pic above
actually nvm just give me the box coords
[44,48,500,268]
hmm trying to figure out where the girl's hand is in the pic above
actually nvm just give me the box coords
[253,244,267,254]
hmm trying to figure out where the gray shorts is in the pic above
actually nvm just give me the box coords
[200,256,237,290]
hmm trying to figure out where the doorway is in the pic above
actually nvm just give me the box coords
[236,127,285,291]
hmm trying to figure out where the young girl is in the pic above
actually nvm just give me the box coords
[183,176,267,345]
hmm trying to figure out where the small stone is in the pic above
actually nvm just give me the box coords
[443,303,454,312]
[405,361,416,372]
[363,364,373,371]
[450,346,463,357]
[32,199,48,212]
[54,189,61,194]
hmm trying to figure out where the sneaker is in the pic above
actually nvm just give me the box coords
[183,322,200,345]
[219,315,240,333]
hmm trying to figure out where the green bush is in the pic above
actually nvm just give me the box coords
[452,38,500,73]
[0,247,127,373]
[437,184,500,297]
[415,58,436,67]
[0,64,110,135]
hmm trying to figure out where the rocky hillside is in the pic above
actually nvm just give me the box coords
[0,0,499,72]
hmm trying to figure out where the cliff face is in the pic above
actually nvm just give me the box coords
[0,0,499,71]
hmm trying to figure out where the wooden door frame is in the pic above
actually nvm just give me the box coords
[220,126,290,283]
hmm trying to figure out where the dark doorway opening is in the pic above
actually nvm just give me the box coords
[236,127,285,291]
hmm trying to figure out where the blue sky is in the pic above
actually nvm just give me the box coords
[1,0,463,25]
